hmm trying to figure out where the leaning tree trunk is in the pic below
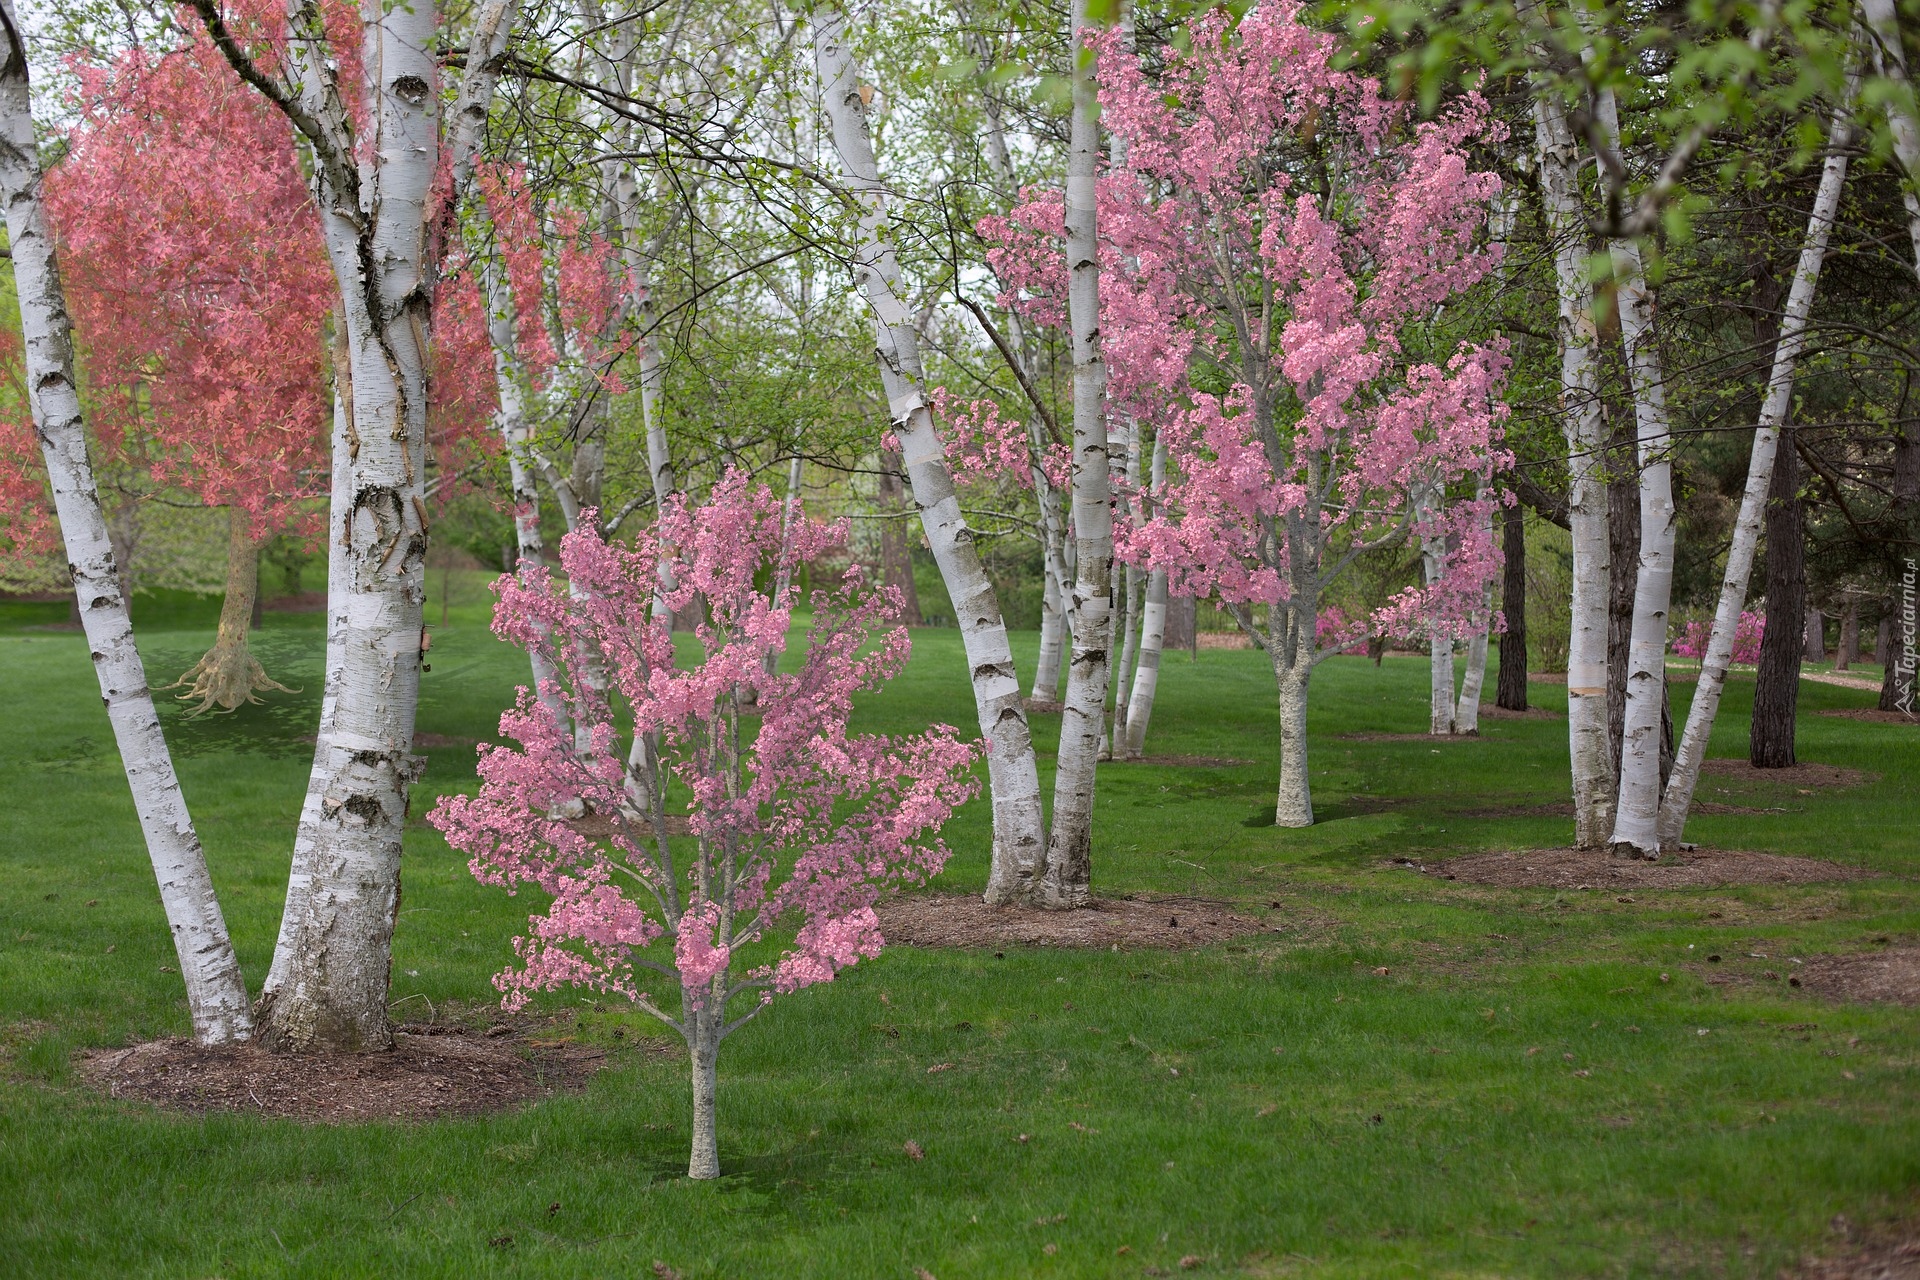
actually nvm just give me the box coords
[1604,198,1680,856]
[1496,502,1530,710]
[1657,70,1856,848]
[812,8,1049,906]
[1861,0,1920,275]
[1532,86,1614,846]
[1039,0,1114,909]
[250,0,519,1052]
[1122,428,1171,757]
[168,510,294,715]
[0,8,253,1044]
[1751,442,1806,767]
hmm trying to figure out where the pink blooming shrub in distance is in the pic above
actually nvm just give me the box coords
[980,2,1511,827]
[428,471,978,1179]
[1675,611,1764,665]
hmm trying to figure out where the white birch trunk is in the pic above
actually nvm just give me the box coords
[1039,0,1113,909]
[812,8,1049,906]
[0,15,253,1044]
[1107,416,1142,754]
[1533,87,1615,846]
[256,0,520,1052]
[1657,71,1857,850]
[1598,93,1679,856]
[1861,0,1920,275]
[1034,544,1067,699]
[1121,429,1170,757]
[1420,489,1456,735]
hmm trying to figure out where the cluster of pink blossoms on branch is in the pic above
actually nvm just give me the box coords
[974,3,1512,654]
[428,471,979,1024]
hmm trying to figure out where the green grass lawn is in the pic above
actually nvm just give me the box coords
[1,586,1916,1278]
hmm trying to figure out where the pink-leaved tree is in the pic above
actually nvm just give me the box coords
[429,471,978,1179]
[982,3,1511,827]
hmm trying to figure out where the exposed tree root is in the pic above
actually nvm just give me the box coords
[162,509,296,716]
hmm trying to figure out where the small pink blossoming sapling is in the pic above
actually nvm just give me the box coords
[429,471,978,1178]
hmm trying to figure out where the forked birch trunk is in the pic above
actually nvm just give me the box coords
[1861,0,1920,274]
[1599,83,1680,855]
[1122,429,1170,757]
[1532,86,1614,845]
[812,8,1048,905]
[1656,70,1857,849]
[1039,0,1114,909]
[244,0,519,1051]
[0,8,253,1044]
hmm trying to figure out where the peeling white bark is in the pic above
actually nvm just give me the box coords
[1121,428,1169,757]
[0,10,252,1045]
[1861,0,1920,274]
[1658,69,1856,850]
[1039,0,1113,909]
[812,7,1048,906]
[1532,85,1614,846]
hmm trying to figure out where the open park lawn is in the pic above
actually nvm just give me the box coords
[2,589,1916,1278]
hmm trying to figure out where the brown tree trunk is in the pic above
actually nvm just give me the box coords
[1803,607,1825,663]
[1162,593,1195,654]
[876,445,922,626]
[1497,501,1529,710]
[1752,440,1804,766]
[1837,602,1858,669]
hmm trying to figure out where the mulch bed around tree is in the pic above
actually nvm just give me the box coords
[1105,754,1254,768]
[1792,946,1920,1007]
[1477,703,1561,720]
[1698,758,1875,788]
[1819,708,1918,727]
[873,893,1270,950]
[1335,732,1480,743]
[76,1018,616,1122]
[1405,847,1868,890]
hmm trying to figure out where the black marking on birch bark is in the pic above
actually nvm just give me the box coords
[390,75,430,106]
[972,662,1013,682]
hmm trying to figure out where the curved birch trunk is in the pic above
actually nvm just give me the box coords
[254,0,521,1052]
[812,8,1048,906]
[1039,0,1114,908]
[1532,86,1614,845]
[1656,70,1857,850]
[0,12,252,1044]
[1861,0,1920,275]
[1121,429,1170,757]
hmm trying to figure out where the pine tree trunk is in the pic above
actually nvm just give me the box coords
[1861,0,1920,275]
[0,18,253,1044]
[1497,503,1530,710]
[1039,0,1114,909]
[1532,86,1614,846]
[1604,222,1679,857]
[1751,444,1805,767]
[1837,601,1858,669]
[1803,607,1825,664]
[812,8,1049,907]
[1658,71,1856,848]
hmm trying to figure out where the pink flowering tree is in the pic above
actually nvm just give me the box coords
[982,3,1511,827]
[429,471,978,1179]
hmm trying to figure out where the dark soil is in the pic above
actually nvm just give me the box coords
[76,1018,616,1122]
[873,893,1270,950]
[1699,758,1875,788]
[1477,703,1561,720]
[1410,847,1867,889]
[1794,946,1920,1007]
[1818,708,1919,727]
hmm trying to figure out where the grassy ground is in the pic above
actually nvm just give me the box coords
[1,583,1915,1278]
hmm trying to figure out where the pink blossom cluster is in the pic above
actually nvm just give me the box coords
[1314,607,1371,657]
[428,471,979,1026]
[1673,612,1765,664]
[979,3,1511,654]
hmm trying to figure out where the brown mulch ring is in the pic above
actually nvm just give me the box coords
[76,1018,616,1122]
[1336,732,1479,743]
[1819,708,1918,727]
[1792,946,1920,1007]
[873,893,1270,951]
[1405,847,1868,890]
[1106,753,1255,768]
[1477,703,1561,720]
[1699,758,1876,788]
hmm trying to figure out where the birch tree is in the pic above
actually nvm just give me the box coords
[1657,64,1858,850]
[811,5,1050,906]
[1860,0,1920,274]
[0,0,252,1045]
[191,0,520,1051]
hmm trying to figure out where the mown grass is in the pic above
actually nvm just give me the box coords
[1,583,1916,1278]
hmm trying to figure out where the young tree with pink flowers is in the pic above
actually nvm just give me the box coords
[429,472,977,1179]
[983,4,1510,828]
